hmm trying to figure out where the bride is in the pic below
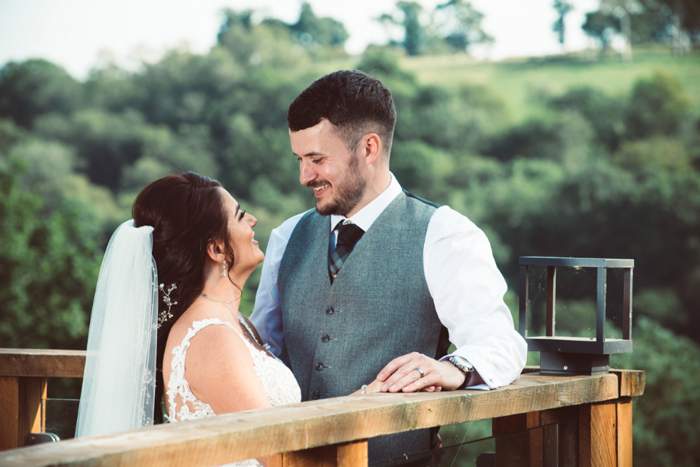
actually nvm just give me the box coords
[75,172,382,466]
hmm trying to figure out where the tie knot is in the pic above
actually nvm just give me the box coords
[336,222,364,247]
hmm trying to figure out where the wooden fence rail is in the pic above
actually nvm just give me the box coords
[0,349,644,466]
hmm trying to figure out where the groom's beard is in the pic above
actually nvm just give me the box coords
[310,156,367,217]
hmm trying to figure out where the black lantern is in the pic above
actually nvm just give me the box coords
[519,256,634,375]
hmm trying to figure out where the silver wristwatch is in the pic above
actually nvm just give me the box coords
[448,356,474,374]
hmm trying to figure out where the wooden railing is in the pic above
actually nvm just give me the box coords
[0,349,645,466]
[0,349,85,451]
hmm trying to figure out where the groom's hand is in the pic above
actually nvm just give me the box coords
[376,352,467,393]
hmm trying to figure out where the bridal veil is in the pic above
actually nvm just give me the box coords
[75,219,158,438]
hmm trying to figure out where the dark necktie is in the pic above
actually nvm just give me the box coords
[329,221,365,282]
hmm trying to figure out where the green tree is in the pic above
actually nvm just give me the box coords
[0,160,102,349]
[582,10,621,55]
[0,118,27,153]
[0,59,83,128]
[290,3,349,49]
[379,1,429,56]
[34,109,147,191]
[614,318,700,466]
[656,0,700,50]
[217,9,307,69]
[433,0,494,52]
[624,72,690,140]
[547,86,626,152]
[552,0,574,47]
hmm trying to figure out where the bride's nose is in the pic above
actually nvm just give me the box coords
[246,213,258,227]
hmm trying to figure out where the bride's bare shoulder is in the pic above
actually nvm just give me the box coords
[164,300,241,354]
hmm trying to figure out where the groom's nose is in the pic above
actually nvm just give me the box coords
[299,159,316,186]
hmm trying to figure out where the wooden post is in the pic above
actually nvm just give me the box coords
[616,398,632,467]
[493,412,543,466]
[281,441,367,467]
[337,441,368,467]
[0,377,20,450]
[578,401,617,467]
[540,406,579,467]
[0,377,46,450]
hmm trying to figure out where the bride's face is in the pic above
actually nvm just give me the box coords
[219,188,264,272]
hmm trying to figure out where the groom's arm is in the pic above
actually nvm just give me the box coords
[250,213,305,357]
[378,206,527,393]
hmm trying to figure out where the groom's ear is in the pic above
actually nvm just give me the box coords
[361,133,381,166]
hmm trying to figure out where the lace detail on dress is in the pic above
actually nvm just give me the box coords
[166,317,301,466]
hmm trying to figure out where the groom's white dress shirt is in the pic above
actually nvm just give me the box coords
[250,173,527,389]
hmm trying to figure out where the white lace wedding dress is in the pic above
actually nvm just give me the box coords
[166,317,301,466]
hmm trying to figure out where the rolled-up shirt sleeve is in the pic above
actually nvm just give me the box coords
[250,212,306,357]
[425,206,527,389]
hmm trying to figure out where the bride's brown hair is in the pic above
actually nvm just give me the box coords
[132,172,234,423]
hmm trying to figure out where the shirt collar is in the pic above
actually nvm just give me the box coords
[330,173,403,233]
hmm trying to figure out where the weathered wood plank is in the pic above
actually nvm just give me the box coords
[579,401,617,467]
[493,411,540,435]
[0,349,86,378]
[0,373,625,467]
[18,378,47,448]
[283,445,335,467]
[540,406,579,467]
[337,441,367,467]
[610,369,645,397]
[493,412,542,467]
[0,377,20,450]
[616,398,633,467]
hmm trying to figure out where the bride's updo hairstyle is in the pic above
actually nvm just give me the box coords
[132,172,233,422]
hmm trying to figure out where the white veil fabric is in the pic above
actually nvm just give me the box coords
[75,219,158,438]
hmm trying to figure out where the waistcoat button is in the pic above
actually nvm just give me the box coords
[311,391,320,400]
[315,362,324,371]
[321,334,331,343]
[326,306,334,315]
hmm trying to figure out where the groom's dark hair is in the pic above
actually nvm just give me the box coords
[287,70,396,157]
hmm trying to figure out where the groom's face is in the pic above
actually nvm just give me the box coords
[290,119,368,217]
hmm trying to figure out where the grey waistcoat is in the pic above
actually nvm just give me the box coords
[278,191,449,463]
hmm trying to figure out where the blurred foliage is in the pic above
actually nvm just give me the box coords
[624,71,691,139]
[0,4,699,464]
[0,59,83,128]
[584,0,700,56]
[0,159,102,349]
[613,318,700,467]
[378,0,492,56]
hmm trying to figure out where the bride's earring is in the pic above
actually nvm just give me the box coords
[221,259,227,278]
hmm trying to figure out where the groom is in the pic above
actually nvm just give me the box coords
[250,70,526,464]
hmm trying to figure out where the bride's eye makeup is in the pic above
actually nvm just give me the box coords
[238,210,246,220]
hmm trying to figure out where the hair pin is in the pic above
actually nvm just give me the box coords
[158,283,178,328]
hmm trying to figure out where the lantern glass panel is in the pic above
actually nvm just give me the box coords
[605,268,625,339]
[555,266,597,339]
[525,265,548,336]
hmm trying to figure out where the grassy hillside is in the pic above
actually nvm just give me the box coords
[399,48,700,124]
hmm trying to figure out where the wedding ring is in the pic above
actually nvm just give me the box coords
[414,367,425,378]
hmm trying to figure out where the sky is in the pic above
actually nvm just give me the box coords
[0,0,601,79]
